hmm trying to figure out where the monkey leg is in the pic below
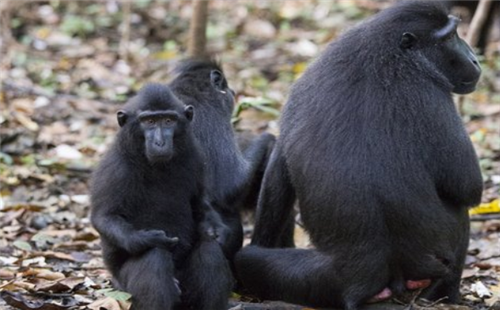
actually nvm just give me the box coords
[219,210,244,260]
[229,132,275,208]
[420,211,470,303]
[118,248,179,310]
[251,146,297,248]
[179,239,234,310]
[242,132,275,172]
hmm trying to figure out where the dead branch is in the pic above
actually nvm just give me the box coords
[466,0,493,47]
[119,1,132,60]
[187,0,209,58]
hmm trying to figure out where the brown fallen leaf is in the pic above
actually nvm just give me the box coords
[461,267,478,279]
[12,111,39,132]
[0,267,16,279]
[486,284,500,307]
[54,241,91,251]
[0,209,26,225]
[5,280,36,291]
[22,268,65,281]
[39,230,77,239]
[30,251,75,262]
[12,98,35,114]
[74,230,99,242]
[0,290,78,310]
[70,251,91,263]
[35,280,72,293]
[58,277,85,290]
[2,204,45,212]
[31,277,85,293]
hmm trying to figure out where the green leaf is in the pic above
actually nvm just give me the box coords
[0,152,13,165]
[163,40,178,51]
[31,233,56,249]
[235,97,281,118]
[20,154,36,166]
[104,289,132,301]
[60,15,95,36]
[252,104,281,117]
[13,240,32,252]
[96,288,114,294]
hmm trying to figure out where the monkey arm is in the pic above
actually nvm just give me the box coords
[242,132,275,184]
[91,209,178,255]
[225,132,276,207]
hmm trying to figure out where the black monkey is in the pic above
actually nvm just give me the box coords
[235,2,483,310]
[169,60,276,259]
[90,84,233,310]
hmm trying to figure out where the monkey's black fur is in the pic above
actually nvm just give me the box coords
[170,60,276,259]
[235,2,483,309]
[91,84,232,310]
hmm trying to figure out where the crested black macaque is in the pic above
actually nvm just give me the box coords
[235,2,483,310]
[90,84,232,310]
[169,60,276,259]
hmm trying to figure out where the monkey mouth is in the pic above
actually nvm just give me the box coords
[453,80,478,95]
[147,154,173,164]
[460,80,477,87]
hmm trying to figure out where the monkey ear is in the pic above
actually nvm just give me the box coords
[117,110,128,127]
[210,70,228,91]
[400,32,417,49]
[184,105,194,121]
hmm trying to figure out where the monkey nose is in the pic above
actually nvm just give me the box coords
[154,140,165,147]
[469,51,480,69]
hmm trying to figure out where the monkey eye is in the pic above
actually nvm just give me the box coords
[146,118,155,125]
[162,116,178,125]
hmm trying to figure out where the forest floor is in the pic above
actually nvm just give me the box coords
[0,1,499,309]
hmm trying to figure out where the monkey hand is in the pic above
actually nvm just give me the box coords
[128,229,179,254]
[142,229,179,249]
[173,277,182,295]
[199,210,230,246]
[202,222,230,245]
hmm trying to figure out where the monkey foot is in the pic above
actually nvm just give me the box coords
[406,279,431,290]
[366,279,431,304]
[367,288,393,303]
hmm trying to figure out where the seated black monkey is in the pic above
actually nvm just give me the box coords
[236,1,483,310]
[170,59,276,260]
[90,84,233,310]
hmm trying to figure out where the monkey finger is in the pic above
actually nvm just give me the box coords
[366,288,392,303]
[201,226,218,240]
[215,230,229,245]
[173,277,182,295]
[406,279,431,290]
[164,236,179,245]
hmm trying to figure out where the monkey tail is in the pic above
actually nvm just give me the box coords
[235,246,388,310]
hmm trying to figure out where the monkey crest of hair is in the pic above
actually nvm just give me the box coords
[174,58,224,77]
[125,83,184,111]
[236,1,482,310]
